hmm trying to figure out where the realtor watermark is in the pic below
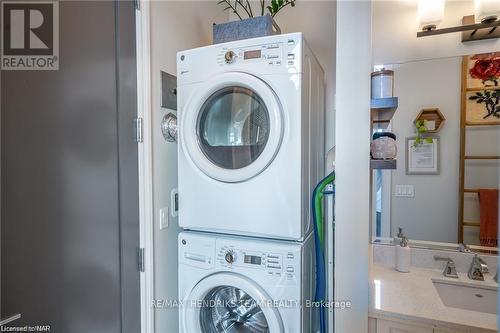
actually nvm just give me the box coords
[1,1,59,70]
[152,299,352,310]
[0,326,50,332]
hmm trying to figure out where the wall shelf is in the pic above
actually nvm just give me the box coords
[371,97,398,110]
[370,159,396,170]
[414,108,445,133]
[371,97,398,123]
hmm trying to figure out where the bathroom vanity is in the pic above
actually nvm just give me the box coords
[369,245,498,333]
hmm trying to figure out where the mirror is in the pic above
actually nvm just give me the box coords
[371,54,500,250]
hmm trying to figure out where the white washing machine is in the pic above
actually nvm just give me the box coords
[177,33,325,240]
[178,231,315,333]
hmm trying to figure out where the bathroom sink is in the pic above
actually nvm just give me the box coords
[432,279,497,315]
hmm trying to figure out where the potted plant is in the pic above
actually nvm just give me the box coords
[213,0,296,44]
[413,120,434,147]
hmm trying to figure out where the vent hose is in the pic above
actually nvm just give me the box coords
[312,171,335,333]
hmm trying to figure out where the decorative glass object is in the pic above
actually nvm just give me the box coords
[371,132,397,160]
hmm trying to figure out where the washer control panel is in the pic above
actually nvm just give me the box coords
[217,245,298,279]
[217,42,287,66]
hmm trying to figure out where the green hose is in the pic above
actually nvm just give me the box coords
[313,172,335,249]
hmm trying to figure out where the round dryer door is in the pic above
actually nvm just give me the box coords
[180,72,283,183]
[181,272,284,333]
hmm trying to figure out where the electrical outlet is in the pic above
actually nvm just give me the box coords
[394,185,414,198]
[159,207,169,230]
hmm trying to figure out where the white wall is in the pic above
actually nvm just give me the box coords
[373,0,500,245]
[230,0,337,151]
[373,0,500,65]
[272,1,337,150]
[390,57,462,243]
[335,1,371,332]
[149,2,227,332]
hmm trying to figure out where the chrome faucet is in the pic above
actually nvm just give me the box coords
[458,243,471,253]
[434,256,458,278]
[468,255,489,281]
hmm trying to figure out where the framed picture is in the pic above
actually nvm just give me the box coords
[406,137,439,175]
[463,53,500,125]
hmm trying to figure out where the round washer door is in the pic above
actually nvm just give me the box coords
[180,72,283,183]
[181,272,284,333]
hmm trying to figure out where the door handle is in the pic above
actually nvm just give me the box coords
[0,313,21,326]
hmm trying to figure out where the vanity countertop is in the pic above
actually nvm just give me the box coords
[370,264,498,332]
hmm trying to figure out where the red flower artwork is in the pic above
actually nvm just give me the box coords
[469,56,500,85]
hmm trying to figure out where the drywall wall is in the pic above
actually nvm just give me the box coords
[389,57,499,245]
[373,0,500,245]
[372,0,500,65]
[272,1,337,151]
[335,1,371,332]
[390,57,462,243]
[149,2,227,332]
[229,0,337,151]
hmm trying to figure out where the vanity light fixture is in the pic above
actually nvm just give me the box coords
[417,0,500,42]
[417,0,445,32]
[474,0,500,23]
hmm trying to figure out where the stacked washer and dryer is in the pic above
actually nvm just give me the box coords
[177,32,325,333]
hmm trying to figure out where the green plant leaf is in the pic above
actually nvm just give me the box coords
[272,0,279,12]
[425,137,433,144]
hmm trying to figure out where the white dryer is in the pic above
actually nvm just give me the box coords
[178,231,315,333]
[177,33,325,240]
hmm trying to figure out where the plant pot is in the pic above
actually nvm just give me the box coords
[213,14,281,44]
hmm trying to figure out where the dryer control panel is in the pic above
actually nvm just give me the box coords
[216,40,296,67]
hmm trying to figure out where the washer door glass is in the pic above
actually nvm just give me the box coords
[197,87,270,170]
[200,285,270,333]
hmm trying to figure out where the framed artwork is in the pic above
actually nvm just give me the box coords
[464,53,500,125]
[406,137,439,175]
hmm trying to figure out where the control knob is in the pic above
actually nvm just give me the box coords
[225,250,236,264]
[224,51,236,64]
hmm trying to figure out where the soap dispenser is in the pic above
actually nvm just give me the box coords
[395,228,411,273]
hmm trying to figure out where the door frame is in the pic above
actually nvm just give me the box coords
[135,1,155,332]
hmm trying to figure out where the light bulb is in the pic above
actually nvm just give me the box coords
[474,0,500,23]
[418,0,445,31]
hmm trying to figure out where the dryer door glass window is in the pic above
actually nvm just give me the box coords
[200,285,270,333]
[197,87,270,170]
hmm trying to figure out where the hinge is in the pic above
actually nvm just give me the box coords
[138,248,145,272]
[134,117,143,143]
[134,0,140,11]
